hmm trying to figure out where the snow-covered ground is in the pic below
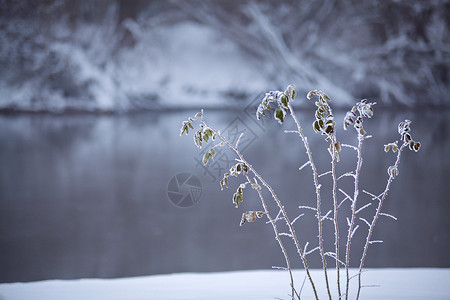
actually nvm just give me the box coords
[1,268,449,300]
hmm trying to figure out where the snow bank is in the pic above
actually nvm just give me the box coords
[1,268,449,299]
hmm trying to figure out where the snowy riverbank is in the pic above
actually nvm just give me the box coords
[1,268,449,299]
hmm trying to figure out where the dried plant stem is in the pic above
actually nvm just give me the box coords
[201,119,319,300]
[244,174,299,300]
[287,103,332,300]
[331,136,342,299]
[345,134,363,300]
[356,143,406,299]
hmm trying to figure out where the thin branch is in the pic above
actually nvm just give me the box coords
[299,205,317,211]
[356,203,372,214]
[305,246,320,256]
[345,131,365,300]
[369,240,383,244]
[351,225,360,238]
[330,128,342,299]
[292,213,305,225]
[272,266,289,270]
[321,210,332,221]
[266,216,285,224]
[361,285,381,288]
[362,190,383,202]
[299,161,311,172]
[285,130,299,134]
[299,275,307,298]
[279,232,293,238]
[303,242,309,255]
[338,195,352,209]
[359,217,371,227]
[349,269,368,280]
[357,143,407,299]
[341,143,358,151]
[325,252,346,267]
[339,189,354,204]
[242,172,298,300]
[287,102,331,299]
[235,132,244,149]
[338,172,356,181]
[200,120,317,299]
[319,170,332,178]
[380,213,398,221]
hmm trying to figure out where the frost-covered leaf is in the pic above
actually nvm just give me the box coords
[313,120,320,133]
[280,95,288,107]
[233,185,245,208]
[240,211,265,226]
[251,183,261,191]
[384,141,399,153]
[194,130,203,148]
[388,166,399,178]
[274,105,286,124]
[398,120,411,135]
[202,152,210,165]
[285,84,296,100]
[180,121,192,136]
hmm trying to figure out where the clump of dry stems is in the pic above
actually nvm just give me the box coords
[180,85,420,299]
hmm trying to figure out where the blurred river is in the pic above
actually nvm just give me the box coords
[0,107,448,282]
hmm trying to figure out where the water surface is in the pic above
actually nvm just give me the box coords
[0,108,448,282]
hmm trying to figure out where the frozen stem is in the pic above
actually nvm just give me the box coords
[356,143,406,299]
[287,102,332,300]
[200,118,317,299]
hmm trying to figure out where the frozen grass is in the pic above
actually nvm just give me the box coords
[1,268,449,300]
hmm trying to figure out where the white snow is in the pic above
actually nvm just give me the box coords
[1,268,448,300]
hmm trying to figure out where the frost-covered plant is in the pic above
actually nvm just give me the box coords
[179,85,420,299]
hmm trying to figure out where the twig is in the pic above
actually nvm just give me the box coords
[299,205,317,211]
[319,170,332,178]
[356,203,372,214]
[285,130,299,134]
[380,213,397,221]
[341,143,358,151]
[299,161,311,172]
[287,102,332,300]
[235,132,244,149]
[337,172,356,181]
[201,119,317,299]
[243,173,298,300]
[345,130,364,300]
[356,143,406,299]
[292,213,305,225]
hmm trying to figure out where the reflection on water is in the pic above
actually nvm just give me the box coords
[0,108,448,282]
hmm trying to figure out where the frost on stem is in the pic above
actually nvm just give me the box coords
[343,99,375,135]
[356,119,421,300]
[308,90,341,161]
[240,211,265,226]
[180,89,421,300]
[256,84,296,124]
[385,120,421,178]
